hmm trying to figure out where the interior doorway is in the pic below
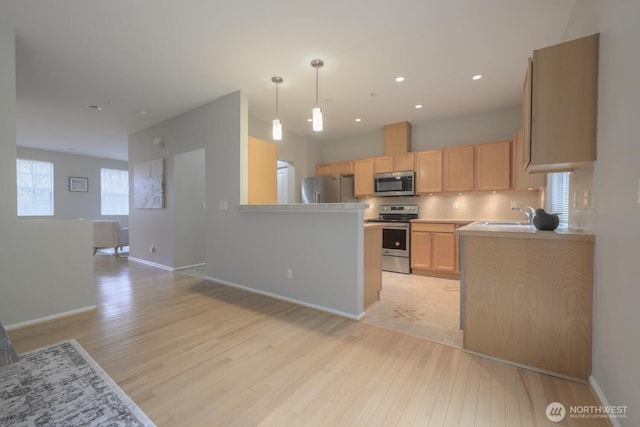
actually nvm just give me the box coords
[277,160,296,203]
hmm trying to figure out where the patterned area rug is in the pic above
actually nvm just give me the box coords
[0,340,154,426]
[363,272,463,348]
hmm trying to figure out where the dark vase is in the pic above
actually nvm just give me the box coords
[533,208,560,230]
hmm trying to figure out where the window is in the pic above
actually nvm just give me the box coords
[17,159,54,216]
[101,168,129,215]
[546,172,569,228]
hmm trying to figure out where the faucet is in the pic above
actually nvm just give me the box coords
[512,206,536,224]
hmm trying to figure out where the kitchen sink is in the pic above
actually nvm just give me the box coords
[473,221,536,233]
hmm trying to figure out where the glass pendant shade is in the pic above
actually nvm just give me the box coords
[312,107,323,131]
[272,118,282,140]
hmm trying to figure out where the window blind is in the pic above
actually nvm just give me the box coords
[17,159,54,216]
[101,168,129,215]
[546,172,569,228]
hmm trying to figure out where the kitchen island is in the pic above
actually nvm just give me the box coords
[457,222,595,380]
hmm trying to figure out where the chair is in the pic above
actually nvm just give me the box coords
[93,220,129,257]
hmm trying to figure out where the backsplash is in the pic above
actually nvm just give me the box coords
[362,191,543,222]
[568,163,595,231]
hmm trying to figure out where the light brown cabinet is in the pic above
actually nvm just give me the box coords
[384,122,411,154]
[353,158,374,197]
[248,137,277,204]
[512,129,545,190]
[443,145,474,192]
[316,160,354,176]
[411,222,460,278]
[373,153,415,174]
[475,140,512,191]
[363,225,382,310]
[415,149,442,194]
[461,234,594,380]
[526,33,599,173]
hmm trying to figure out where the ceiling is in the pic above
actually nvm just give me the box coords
[12,0,577,162]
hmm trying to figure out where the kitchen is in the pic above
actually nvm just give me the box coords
[289,33,598,382]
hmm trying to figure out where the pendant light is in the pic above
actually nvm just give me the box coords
[271,76,283,141]
[311,59,324,132]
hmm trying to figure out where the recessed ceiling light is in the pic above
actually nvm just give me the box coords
[355,118,362,122]
[472,74,483,80]
[138,109,147,115]
[395,76,405,83]
[415,104,423,109]
[84,104,102,111]
[307,118,312,122]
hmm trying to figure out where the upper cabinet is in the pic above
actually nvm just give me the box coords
[415,149,442,194]
[374,153,415,174]
[525,33,599,173]
[316,160,354,176]
[353,158,374,197]
[513,129,545,190]
[443,145,474,192]
[475,140,511,191]
[384,122,411,155]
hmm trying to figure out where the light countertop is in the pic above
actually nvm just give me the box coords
[457,221,595,241]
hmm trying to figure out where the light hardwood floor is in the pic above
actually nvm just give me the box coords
[8,256,610,426]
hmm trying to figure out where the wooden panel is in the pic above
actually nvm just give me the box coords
[383,122,411,155]
[248,136,277,204]
[432,233,455,272]
[412,223,455,233]
[529,33,598,172]
[316,163,333,176]
[523,58,533,169]
[394,153,415,172]
[373,156,394,174]
[462,236,594,379]
[512,129,545,190]
[353,158,374,197]
[410,231,432,271]
[415,150,442,194]
[363,227,382,310]
[443,145,474,192]
[333,160,354,176]
[475,140,511,191]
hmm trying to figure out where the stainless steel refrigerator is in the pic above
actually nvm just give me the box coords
[301,175,356,203]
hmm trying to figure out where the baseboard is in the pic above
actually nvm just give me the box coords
[205,275,362,320]
[589,376,622,427]
[174,262,206,272]
[5,305,97,331]
[127,256,173,271]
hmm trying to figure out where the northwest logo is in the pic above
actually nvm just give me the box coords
[546,402,566,422]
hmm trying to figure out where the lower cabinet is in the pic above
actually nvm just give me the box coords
[411,222,461,278]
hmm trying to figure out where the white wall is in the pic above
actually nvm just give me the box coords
[321,105,522,162]
[174,148,206,268]
[1,8,94,327]
[16,147,129,226]
[564,1,640,424]
[130,92,365,317]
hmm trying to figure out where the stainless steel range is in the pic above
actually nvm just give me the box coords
[367,204,418,274]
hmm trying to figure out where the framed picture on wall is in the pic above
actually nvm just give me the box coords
[69,177,88,192]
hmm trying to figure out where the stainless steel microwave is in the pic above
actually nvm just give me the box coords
[373,171,415,197]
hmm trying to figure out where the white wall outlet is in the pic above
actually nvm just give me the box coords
[286,268,293,280]
[149,244,155,253]
[219,200,228,210]
[510,201,517,209]
[202,201,206,211]
[453,201,459,210]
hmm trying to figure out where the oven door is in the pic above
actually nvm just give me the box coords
[380,222,410,257]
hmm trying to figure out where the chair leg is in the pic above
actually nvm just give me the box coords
[93,248,98,256]
[114,247,119,257]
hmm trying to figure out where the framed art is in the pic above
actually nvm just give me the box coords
[69,177,88,192]
[133,158,165,209]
